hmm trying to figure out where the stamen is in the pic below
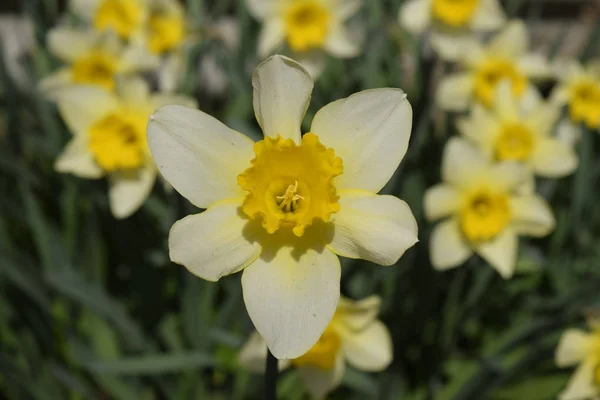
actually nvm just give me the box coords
[277,180,304,212]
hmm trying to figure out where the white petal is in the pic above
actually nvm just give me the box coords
[47,27,94,62]
[54,134,104,179]
[510,194,555,237]
[119,43,160,72]
[252,55,313,142]
[246,0,276,19]
[55,86,118,134]
[147,105,255,208]
[517,53,553,80]
[559,362,598,400]
[488,21,529,59]
[335,295,381,331]
[257,19,284,58]
[69,0,99,20]
[324,23,361,58]
[424,184,461,221]
[238,331,291,373]
[328,190,418,266]
[398,0,431,34]
[531,138,578,178]
[493,80,518,120]
[556,118,582,148]
[436,72,474,112]
[116,76,150,106]
[241,244,341,359]
[470,0,505,31]
[298,351,345,399]
[312,88,412,193]
[555,329,593,367]
[108,165,156,219]
[294,51,327,79]
[441,137,488,188]
[430,31,479,62]
[430,218,472,270]
[489,162,528,192]
[475,228,517,279]
[334,0,362,21]
[169,199,262,281]
[340,320,392,372]
[151,94,198,111]
[38,67,72,98]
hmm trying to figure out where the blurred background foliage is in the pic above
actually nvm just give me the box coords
[2,0,600,399]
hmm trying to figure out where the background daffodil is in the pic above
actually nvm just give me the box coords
[147,55,417,359]
[424,137,555,278]
[239,295,392,399]
[54,77,196,218]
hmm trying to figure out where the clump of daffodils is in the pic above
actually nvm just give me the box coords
[424,137,555,278]
[556,319,600,400]
[246,0,363,77]
[147,55,418,358]
[239,295,392,398]
[398,0,505,61]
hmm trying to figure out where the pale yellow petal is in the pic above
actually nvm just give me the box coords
[436,73,474,112]
[441,138,488,188]
[324,23,361,58]
[297,351,345,399]
[54,134,104,179]
[555,329,593,367]
[55,86,118,134]
[559,361,598,400]
[430,218,472,270]
[531,138,578,178]
[424,184,461,221]
[47,27,95,62]
[469,0,505,31]
[341,320,392,371]
[398,0,431,34]
[517,53,553,80]
[108,165,156,219]
[238,331,290,373]
[488,20,529,59]
[257,18,284,57]
[335,295,381,331]
[510,194,555,237]
[475,228,517,279]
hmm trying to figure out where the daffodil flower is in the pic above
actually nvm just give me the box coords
[70,0,148,40]
[239,295,392,398]
[246,0,362,77]
[398,0,505,61]
[39,27,158,95]
[54,77,196,218]
[424,137,554,278]
[457,81,578,178]
[556,320,600,400]
[436,21,551,112]
[147,55,418,358]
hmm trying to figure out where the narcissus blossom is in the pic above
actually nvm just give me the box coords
[54,78,195,218]
[398,0,505,61]
[239,296,392,398]
[436,21,551,112]
[246,0,362,77]
[147,55,417,358]
[424,138,554,278]
[555,319,600,400]
[457,81,578,178]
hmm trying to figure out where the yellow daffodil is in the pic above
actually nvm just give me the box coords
[424,137,554,278]
[551,59,600,132]
[39,27,158,95]
[54,77,196,218]
[398,0,505,61]
[457,81,578,178]
[239,295,392,398]
[246,0,362,77]
[556,319,600,400]
[436,21,552,112]
[146,55,417,358]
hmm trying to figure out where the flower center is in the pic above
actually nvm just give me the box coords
[71,50,118,91]
[88,110,148,172]
[432,0,479,26]
[93,0,144,39]
[495,123,534,162]
[237,134,343,237]
[284,0,330,53]
[460,188,511,242]
[474,58,527,107]
[291,324,341,370]
[568,78,600,129]
[147,14,185,54]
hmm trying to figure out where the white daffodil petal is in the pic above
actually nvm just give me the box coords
[430,32,479,62]
[324,23,361,58]
[257,19,285,58]
[241,245,341,359]
[151,94,198,111]
[517,53,552,80]
[328,190,418,266]
[335,0,362,21]
[489,162,527,192]
[54,134,104,179]
[555,329,592,367]
[424,184,461,221]
[470,0,505,30]
[238,331,291,373]
[119,43,160,72]
[246,0,275,19]
[312,88,412,193]
[294,51,327,80]
[117,77,150,106]
[298,351,345,399]
[556,118,582,147]
[531,138,578,178]
[441,138,488,188]
[108,165,156,219]
[341,320,392,372]
[336,295,381,331]
[494,80,519,120]
[398,0,431,34]
[559,361,598,400]
[56,86,118,134]
[252,55,313,142]
[436,72,474,112]
[38,67,72,97]
[488,21,528,58]
[510,195,555,237]
[147,105,254,208]
[47,27,94,62]
[430,218,472,270]
[169,199,262,281]
[70,0,99,20]
[475,228,517,279]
